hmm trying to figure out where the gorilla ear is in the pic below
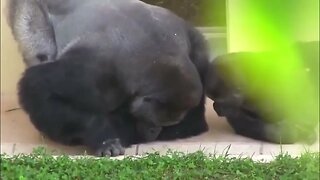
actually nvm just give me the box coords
[132,96,152,108]
[130,96,158,114]
[143,96,153,103]
[143,96,162,104]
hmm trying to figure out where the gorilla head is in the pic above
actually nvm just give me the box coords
[130,61,203,127]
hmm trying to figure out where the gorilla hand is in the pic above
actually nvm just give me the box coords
[95,138,125,157]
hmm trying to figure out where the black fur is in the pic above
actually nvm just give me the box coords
[16,0,210,156]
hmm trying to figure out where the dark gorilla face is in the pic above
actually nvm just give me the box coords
[136,121,162,142]
[130,95,192,142]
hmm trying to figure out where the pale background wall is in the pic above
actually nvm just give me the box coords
[1,0,25,95]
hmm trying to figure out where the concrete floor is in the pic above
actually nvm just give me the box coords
[1,93,319,158]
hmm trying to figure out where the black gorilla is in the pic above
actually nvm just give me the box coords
[205,41,319,144]
[7,0,210,156]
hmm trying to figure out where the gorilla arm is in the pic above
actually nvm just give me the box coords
[6,0,57,66]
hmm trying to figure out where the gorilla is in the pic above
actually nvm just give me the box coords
[205,41,319,144]
[6,0,210,156]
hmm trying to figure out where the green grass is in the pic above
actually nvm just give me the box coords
[1,148,319,180]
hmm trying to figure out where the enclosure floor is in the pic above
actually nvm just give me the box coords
[1,93,319,157]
